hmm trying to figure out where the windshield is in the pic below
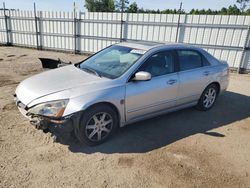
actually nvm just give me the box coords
[79,45,144,79]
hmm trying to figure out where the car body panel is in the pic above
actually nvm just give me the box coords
[125,72,179,122]
[177,66,213,105]
[16,65,107,106]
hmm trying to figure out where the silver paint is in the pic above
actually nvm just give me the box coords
[15,42,229,127]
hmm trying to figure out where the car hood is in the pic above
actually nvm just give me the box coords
[15,65,109,105]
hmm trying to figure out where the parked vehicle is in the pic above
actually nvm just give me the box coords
[15,42,229,145]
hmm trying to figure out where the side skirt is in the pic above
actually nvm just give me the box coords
[122,101,198,126]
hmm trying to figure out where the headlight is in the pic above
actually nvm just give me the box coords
[28,99,69,117]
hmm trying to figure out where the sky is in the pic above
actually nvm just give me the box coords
[0,0,237,12]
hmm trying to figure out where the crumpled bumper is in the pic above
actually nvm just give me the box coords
[29,115,74,142]
[16,104,75,143]
[14,95,82,144]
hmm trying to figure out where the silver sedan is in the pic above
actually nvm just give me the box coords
[15,42,229,145]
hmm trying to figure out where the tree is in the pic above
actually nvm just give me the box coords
[138,7,145,13]
[245,8,250,14]
[236,0,250,12]
[127,2,138,13]
[115,0,129,12]
[207,9,213,14]
[84,0,249,15]
[85,0,98,12]
[190,9,196,14]
[220,7,228,15]
[227,5,241,14]
[85,0,115,12]
[102,0,116,12]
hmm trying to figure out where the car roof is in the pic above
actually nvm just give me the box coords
[115,41,199,51]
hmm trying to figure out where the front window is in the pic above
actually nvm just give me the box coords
[79,45,143,79]
[138,51,175,77]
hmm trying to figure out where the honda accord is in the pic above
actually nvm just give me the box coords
[15,42,229,145]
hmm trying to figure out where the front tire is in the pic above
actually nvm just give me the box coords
[76,105,118,146]
[196,84,218,111]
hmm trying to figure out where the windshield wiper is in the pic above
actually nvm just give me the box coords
[81,67,102,77]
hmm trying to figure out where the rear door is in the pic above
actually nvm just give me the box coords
[176,50,213,105]
[125,50,179,122]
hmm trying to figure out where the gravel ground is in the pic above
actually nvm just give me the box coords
[0,46,250,188]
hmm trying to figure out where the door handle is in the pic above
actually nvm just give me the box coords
[203,71,210,76]
[167,79,177,85]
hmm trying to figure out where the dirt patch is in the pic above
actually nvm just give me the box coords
[20,69,41,76]
[118,157,134,167]
[2,102,16,111]
[0,79,18,87]
[0,75,18,87]
[7,55,15,57]
[19,54,28,58]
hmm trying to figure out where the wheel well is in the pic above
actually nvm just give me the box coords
[85,102,121,125]
[209,82,220,94]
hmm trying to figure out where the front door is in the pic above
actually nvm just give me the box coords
[125,50,179,122]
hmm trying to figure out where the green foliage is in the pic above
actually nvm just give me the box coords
[115,0,129,12]
[84,0,250,15]
[127,2,138,13]
[245,8,250,14]
[189,5,241,15]
[85,0,115,12]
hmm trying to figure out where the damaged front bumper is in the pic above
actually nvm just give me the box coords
[30,115,74,143]
[25,110,75,143]
[15,96,76,143]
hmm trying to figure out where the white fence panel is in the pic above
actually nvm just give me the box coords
[0,10,6,43]
[42,11,74,51]
[0,10,249,71]
[10,10,37,47]
[79,12,121,52]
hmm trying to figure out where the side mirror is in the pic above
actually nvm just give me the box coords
[133,71,151,81]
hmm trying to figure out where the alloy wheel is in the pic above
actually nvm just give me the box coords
[85,112,113,142]
[203,87,217,108]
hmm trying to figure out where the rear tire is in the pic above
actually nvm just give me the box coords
[196,84,218,111]
[76,104,118,146]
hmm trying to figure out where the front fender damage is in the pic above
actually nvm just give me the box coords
[29,112,82,144]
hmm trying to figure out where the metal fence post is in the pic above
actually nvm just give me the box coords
[175,2,182,43]
[77,13,81,53]
[122,13,129,42]
[38,11,43,50]
[34,3,40,50]
[74,14,81,54]
[73,2,80,54]
[73,3,76,53]
[178,14,187,43]
[8,9,13,45]
[120,0,125,42]
[238,25,250,73]
[3,2,12,45]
